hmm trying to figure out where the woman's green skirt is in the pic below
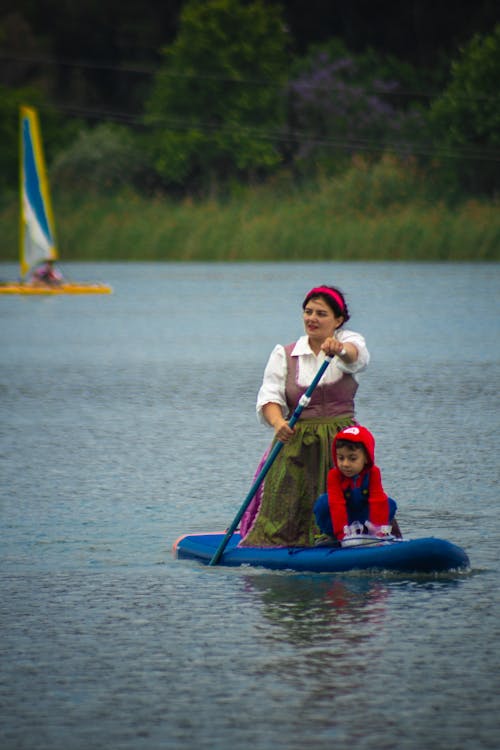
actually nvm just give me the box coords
[240,415,354,547]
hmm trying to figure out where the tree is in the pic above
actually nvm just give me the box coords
[286,39,427,178]
[50,123,153,193]
[429,25,500,195]
[144,0,289,195]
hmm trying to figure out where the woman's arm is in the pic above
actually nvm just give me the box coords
[256,345,296,442]
[261,402,295,442]
[256,345,287,421]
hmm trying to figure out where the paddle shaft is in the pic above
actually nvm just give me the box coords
[208,355,333,565]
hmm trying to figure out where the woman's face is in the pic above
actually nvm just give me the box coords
[303,297,344,342]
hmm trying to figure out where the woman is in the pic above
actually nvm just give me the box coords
[239,285,369,547]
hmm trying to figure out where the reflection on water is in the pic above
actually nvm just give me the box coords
[243,573,390,644]
[235,570,477,750]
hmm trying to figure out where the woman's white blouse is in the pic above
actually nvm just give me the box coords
[256,332,369,424]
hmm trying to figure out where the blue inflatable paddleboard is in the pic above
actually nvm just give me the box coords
[173,532,470,574]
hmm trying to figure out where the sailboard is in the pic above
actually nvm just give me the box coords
[173,531,470,574]
[0,106,112,295]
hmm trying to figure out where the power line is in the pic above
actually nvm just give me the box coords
[0,53,156,75]
[52,102,500,163]
[2,52,499,103]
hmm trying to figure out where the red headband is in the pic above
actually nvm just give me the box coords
[306,286,345,313]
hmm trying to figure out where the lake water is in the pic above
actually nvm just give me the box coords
[1,261,499,750]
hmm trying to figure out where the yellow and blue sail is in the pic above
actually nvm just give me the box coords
[19,106,57,278]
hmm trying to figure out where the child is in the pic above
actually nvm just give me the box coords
[313,425,401,544]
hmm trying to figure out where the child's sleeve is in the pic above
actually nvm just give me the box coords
[327,470,349,539]
[368,466,390,526]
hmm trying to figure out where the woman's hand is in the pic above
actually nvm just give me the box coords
[262,403,295,443]
[321,337,345,357]
[274,419,295,443]
[321,338,357,362]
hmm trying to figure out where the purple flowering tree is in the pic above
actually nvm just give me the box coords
[287,50,425,174]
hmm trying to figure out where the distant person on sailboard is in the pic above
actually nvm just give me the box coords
[28,259,64,287]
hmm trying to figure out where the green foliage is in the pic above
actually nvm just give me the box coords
[52,179,500,262]
[2,157,498,263]
[50,123,154,193]
[429,25,500,195]
[2,7,498,207]
[144,0,289,194]
[314,154,429,212]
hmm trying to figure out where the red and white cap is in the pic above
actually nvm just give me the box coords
[332,425,376,467]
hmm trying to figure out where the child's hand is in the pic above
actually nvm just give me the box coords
[364,521,393,537]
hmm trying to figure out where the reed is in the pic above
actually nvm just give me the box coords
[1,161,499,262]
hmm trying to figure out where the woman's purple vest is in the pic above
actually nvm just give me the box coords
[284,342,357,419]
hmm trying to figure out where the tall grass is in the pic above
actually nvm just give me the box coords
[1,156,499,262]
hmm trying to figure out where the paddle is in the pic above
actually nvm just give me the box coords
[208,354,334,566]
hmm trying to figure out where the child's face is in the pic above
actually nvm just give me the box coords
[336,444,368,477]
